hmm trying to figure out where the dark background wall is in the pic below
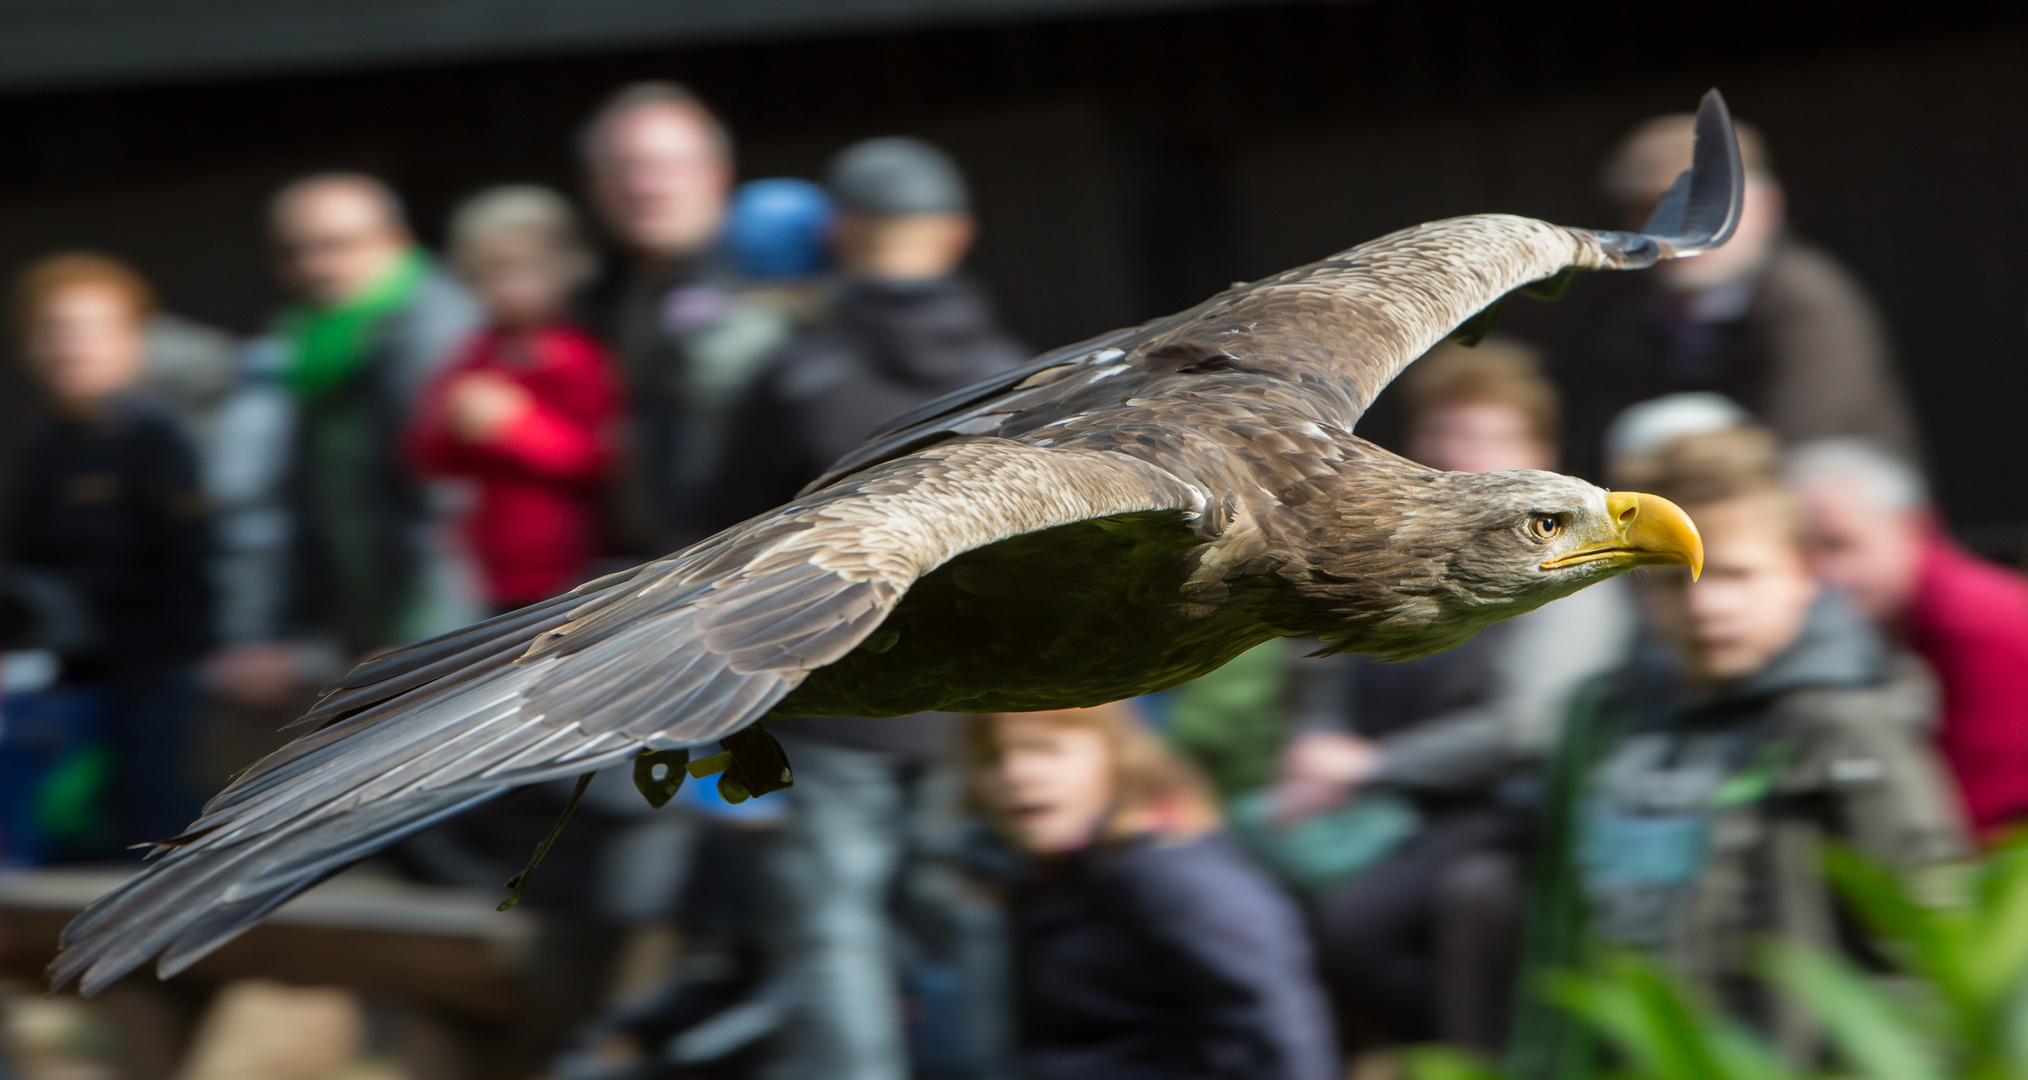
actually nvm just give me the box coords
[2,0,2025,537]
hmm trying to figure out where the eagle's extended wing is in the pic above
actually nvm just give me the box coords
[810,90,1742,491]
[50,440,1202,994]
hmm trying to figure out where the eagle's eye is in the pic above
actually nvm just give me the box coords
[1528,513,1564,541]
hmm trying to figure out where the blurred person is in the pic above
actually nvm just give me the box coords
[0,254,212,857]
[1271,339,1632,1052]
[577,82,793,553]
[725,177,835,282]
[1544,113,1917,477]
[1787,439,2028,838]
[723,177,837,333]
[708,137,1024,523]
[407,185,621,613]
[708,136,1026,1080]
[209,172,483,704]
[969,702,1338,1080]
[1509,426,1966,1079]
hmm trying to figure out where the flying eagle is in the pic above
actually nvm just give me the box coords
[51,92,1737,993]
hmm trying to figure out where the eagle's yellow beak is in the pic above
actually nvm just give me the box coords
[1541,491,1704,581]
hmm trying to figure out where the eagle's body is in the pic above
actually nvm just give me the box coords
[51,95,1743,994]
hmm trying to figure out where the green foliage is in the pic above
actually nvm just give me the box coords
[1404,840,2028,1080]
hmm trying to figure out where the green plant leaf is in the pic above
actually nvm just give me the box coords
[1402,1044,1512,1080]
[1760,939,1946,1080]
[1823,845,1979,1021]
[1968,846,2028,1003]
[1549,954,1729,1080]
[1704,1024,1807,1080]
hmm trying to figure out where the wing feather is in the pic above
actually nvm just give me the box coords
[49,440,1202,993]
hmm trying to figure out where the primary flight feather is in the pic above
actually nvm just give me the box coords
[51,91,1741,993]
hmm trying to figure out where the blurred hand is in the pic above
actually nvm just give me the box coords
[1272,731,1383,825]
[205,642,307,708]
[445,372,533,443]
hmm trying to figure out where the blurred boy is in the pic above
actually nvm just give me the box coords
[970,703,1338,1080]
[1787,439,2028,839]
[3,254,213,855]
[1273,339,1630,1051]
[1511,427,1965,1078]
[408,186,620,613]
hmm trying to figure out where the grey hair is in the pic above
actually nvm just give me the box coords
[1785,438,1929,511]
[577,81,732,163]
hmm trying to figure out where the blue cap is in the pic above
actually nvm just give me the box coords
[725,178,835,280]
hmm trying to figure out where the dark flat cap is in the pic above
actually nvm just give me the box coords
[826,136,970,216]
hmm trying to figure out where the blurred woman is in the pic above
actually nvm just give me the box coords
[407,186,620,612]
[967,703,1338,1080]
[3,254,212,859]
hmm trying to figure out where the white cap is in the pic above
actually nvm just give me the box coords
[1604,392,1752,467]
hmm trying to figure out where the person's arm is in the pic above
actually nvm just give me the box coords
[460,396,609,482]
[1115,840,1340,1080]
[1915,625,2028,839]
[1788,658,1970,870]
[1756,243,1921,459]
[1368,578,1635,794]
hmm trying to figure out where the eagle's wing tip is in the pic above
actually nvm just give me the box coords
[1591,89,1745,268]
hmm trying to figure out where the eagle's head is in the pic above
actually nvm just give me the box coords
[1292,465,1702,661]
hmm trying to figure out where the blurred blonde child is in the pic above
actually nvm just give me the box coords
[406,186,619,611]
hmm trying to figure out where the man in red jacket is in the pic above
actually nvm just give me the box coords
[1789,439,2028,839]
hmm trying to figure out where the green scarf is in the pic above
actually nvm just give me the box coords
[280,249,426,399]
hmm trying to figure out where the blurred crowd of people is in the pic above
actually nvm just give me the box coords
[1,82,2024,1080]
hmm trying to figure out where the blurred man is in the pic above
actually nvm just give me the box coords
[209,173,481,704]
[1787,439,2028,839]
[710,137,1026,1080]
[1510,427,1964,1079]
[1543,114,1918,478]
[2,254,212,858]
[1272,339,1630,1053]
[578,82,792,553]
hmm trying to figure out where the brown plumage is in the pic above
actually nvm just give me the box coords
[51,92,1742,994]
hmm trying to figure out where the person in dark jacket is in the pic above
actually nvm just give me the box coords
[969,702,1338,1080]
[1516,113,1918,482]
[2,255,213,858]
[710,138,1026,1080]
[577,82,794,554]
[1509,427,1966,1080]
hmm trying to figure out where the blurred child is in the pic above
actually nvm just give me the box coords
[407,186,619,612]
[1510,426,1967,1078]
[2,254,212,859]
[968,703,1338,1080]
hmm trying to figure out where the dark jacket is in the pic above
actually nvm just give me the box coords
[708,275,1027,526]
[1509,592,1967,1079]
[2,397,213,678]
[709,275,1026,757]
[1510,237,1918,480]
[1011,833,1339,1080]
[579,254,793,555]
